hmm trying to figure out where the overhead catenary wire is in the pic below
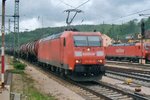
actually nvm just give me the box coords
[110,8,150,23]
[121,8,150,18]
[58,0,90,9]
[58,0,75,8]
[139,14,150,17]
[75,0,90,9]
[61,0,90,26]
[59,0,148,25]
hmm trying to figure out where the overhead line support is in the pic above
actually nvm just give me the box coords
[14,0,19,59]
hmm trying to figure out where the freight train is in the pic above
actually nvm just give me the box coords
[19,31,106,81]
[105,42,150,63]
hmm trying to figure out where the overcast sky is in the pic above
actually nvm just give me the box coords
[1,0,150,31]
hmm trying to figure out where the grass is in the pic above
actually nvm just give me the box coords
[13,60,26,70]
[10,69,24,74]
[23,74,55,100]
[9,57,56,100]
[11,70,55,100]
[25,86,55,100]
[10,60,26,74]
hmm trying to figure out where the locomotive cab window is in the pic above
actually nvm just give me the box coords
[74,36,88,46]
[73,36,101,46]
[88,36,101,46]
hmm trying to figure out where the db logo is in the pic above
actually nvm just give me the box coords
[82,52,95,56]
[116,48,124,53]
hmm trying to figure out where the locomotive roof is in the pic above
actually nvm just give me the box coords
[40,31,102,42]
[69,31,101,35]
[111,43,135,46]
[111,42,150,46]
[41,32,63,41]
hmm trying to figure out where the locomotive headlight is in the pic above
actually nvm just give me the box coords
[75,59,81,63]
[87,48,90,51]
[96,51,104,56]
[97,60,103,63]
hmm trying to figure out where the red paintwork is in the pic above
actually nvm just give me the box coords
[37,31,105,71]
[106,43,150,61]
[20,31,105,72]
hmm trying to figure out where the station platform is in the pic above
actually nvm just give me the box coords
[0,71,12,100]
[0,85,10,100]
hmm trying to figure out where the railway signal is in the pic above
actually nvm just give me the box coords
[141,21,145,39]
[140,20,145,64]
[1,0,6,88]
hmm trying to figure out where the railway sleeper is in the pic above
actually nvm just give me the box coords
[111,96,132,100]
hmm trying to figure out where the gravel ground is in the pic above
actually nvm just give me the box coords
[25,65,85,100]
[101,76,150,96]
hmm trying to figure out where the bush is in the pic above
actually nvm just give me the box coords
[14,62,26,70]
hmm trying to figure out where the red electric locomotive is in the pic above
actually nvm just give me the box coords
[20,31,106,81]
[106,42,150,63]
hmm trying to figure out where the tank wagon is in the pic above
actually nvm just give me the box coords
[106,43,150,63]
[20,31,106,81]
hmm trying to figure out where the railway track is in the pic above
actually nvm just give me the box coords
[106,61,150,70]
[106,62,150,86]
[38,67,150,100]
[106,65,150,75]
[106,70,150,82]
[21,60,150,100]
[106,70,150,87]
[77,81,149,100]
